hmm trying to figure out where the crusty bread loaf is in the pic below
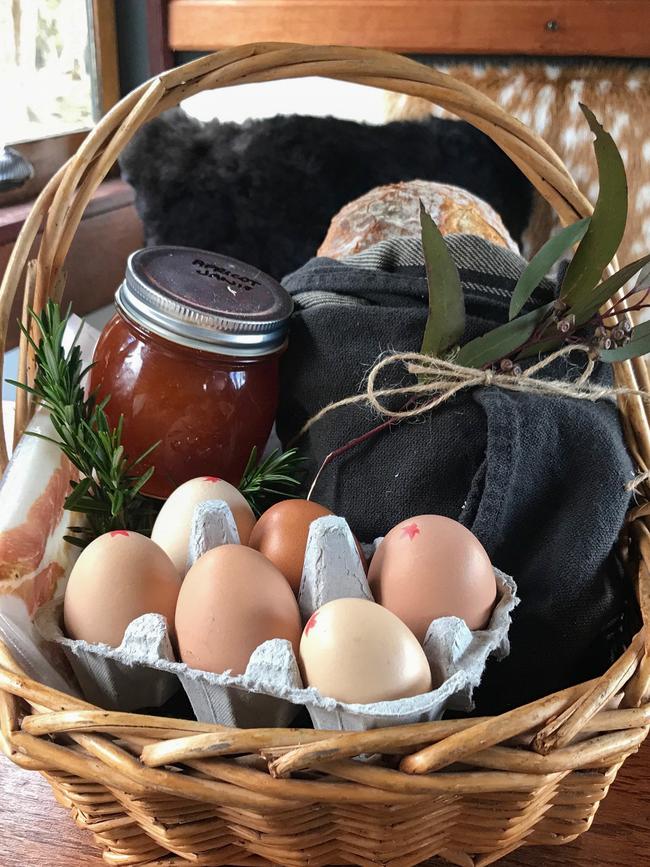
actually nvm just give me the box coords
[318,179,519,259]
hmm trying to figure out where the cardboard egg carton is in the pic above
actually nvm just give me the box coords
[36,502,519,730]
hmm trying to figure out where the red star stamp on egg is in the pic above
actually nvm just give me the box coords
[401,522,420,541]
[110,530,129,538]
[305,612,319,636]
[203,476,221,483]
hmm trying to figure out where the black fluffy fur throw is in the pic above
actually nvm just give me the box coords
[120,109,533,279]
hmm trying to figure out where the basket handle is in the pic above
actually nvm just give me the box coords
[34,44,596,299]
[1,44,649,665]
[0,43,625,450]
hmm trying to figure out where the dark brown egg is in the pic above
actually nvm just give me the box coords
[249,499,366,594]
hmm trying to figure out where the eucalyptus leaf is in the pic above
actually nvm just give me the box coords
[599,320,650,362]
[456,303,553,369]
[570,253,650,325]
[419,202,465,357]
[634,262,650,290]
[560,105,628,306]
[516,335,565,360]
[509,219,590,320]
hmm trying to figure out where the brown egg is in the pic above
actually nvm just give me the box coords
[151,476,256,575]
[249,499,366,594]
[175,544,301,675]
[63,531,182,646]
[299,598,432,703]
[368,515,497,641]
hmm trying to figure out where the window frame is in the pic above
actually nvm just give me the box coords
[1,0,119,208]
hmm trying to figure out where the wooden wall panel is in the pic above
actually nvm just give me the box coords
[168,0,650,58]
[92,0,120,113]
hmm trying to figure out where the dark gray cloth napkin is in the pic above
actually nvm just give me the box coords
[277,235,639,713]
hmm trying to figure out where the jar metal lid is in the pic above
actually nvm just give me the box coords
[116,246,293,357]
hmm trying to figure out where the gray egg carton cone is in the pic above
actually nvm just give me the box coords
[35,600,179,711]
[35,501,519,730]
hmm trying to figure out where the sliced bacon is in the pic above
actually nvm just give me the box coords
[1,324,98,620]
[0,409,78,613]
[0,452,74,581]
[12,562,65,618]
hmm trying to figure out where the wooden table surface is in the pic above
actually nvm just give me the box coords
[1,744,648,867]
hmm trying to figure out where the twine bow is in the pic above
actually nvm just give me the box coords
[296,343,650,495]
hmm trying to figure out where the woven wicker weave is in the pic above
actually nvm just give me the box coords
[1,44,650,867]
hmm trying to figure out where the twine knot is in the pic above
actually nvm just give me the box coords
[626,469,650,493]
[298,342,650,437]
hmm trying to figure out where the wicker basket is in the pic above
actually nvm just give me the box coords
[1,44,650,867]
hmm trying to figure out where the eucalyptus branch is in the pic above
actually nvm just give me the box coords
[446,107,650,371]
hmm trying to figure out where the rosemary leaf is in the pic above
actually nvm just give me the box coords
[238,446,305,515]
[12,301,161,546]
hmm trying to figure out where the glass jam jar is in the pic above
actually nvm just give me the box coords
[90,246,293,499]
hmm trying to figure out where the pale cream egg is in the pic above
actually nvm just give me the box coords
[151,476,256,575]
[299,597,432,703]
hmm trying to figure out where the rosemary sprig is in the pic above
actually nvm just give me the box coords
[8,301,161,547]
[238,446,305,516]
[9,301,304,541]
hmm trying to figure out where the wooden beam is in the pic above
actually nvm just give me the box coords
[148,0,174,74]
[92,0,120,114]
[168,0,650,58]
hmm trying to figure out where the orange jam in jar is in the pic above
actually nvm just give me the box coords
[90,247,293,499]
